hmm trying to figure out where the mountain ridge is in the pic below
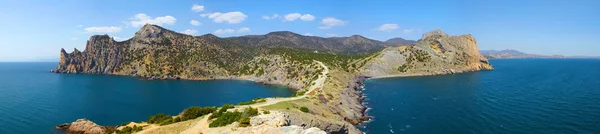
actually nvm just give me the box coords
[481,49,566,59]
[52,24,492,134]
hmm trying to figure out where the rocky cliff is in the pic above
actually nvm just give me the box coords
[53,25,492,134]
[360,29,493,77]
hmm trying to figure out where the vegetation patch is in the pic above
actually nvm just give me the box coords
[237,98,267,105]
[299,106,309,113]
[209,107,259,128]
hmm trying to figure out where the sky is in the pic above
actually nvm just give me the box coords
[0,0,599,61]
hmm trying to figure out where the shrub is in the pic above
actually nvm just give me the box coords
[159,118,173,126]
[291,91,306,97]
[120,122,131,126]
[182,106,216,121]
[299,107,309,113]
[173,117,181,122]
[209,107,260,128]
[263,110,270,114]
[147,113,172,124]
[238,117,251,127]
[238,98,266,105]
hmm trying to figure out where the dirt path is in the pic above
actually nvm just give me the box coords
[176,61,330,134]
[234,60,329,109]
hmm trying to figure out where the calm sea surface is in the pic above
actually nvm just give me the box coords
[0,62,293,134]
[360,59,600,133]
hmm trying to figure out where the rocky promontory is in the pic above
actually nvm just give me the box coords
[53,25,492,134]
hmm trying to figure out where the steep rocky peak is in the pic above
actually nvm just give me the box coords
[60,48,67,54]
[133,24,166,39]
[422,29,448,40]
[344,35,371,43]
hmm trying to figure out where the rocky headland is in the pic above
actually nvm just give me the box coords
[52,24,492,134]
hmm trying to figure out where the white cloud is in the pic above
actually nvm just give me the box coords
[320,17,346,29]
[77,25,83,27]
[262,14,280,20]
[84,26,122,33]
[326,33,338,37]
[181,29,198,35]
[237,27,251,33]
[111,36,130,41]
[213,27,251,35]
[191,4,204,12]
[130,13,177,27]
[190,20,201,26]
[403,29,415,33]
[70,37,77,41]
[284,13,302,21]
[304,33,313,36]
[201,12,247,24]
[283,13,315,21]
[214,29,235,34]
[300,14,315,21]
[374,24,399,32]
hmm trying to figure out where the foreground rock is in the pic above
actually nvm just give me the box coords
[56,119,114,134]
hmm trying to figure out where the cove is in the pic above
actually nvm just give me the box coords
[0,62,294,134]
[359,59,600,133]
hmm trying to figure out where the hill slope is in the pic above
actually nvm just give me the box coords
[52,25,492,134]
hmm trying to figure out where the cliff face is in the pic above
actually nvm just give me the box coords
[360,29,493,77]
[55,35,127,74]
[52,25,492,134]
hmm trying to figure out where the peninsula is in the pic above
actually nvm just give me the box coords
[52,24,492,134]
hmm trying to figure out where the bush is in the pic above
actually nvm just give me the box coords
[182,106,216,121]
[159,118,173,126]
[120,122,131,126]
[147,113,172,124]
[299,107,309,113]
[210,104,236,120]
[263,110,270,114]
[291,91,306,97]
[209,107,260,128]
[238,98,266,105]
[238,117,251,127]
[114,125,143,134]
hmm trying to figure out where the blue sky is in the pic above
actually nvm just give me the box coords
[0,0,599,61]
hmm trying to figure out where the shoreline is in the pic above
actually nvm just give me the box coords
[355,68,495,128]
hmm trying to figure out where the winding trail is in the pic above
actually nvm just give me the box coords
[176,61,329,134]
[235,60,329,109]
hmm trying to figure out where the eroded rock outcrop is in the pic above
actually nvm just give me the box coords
[56,119,109,134]
[52,26,492,134]
[361,29,493,77]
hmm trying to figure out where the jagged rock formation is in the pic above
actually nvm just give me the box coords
[480,49,566,59]
[56,119,114,134]
[52,25,492,134]
[361,30,493,77]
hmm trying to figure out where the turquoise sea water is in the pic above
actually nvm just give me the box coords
[360,59,600,133]
[0,62,293,134]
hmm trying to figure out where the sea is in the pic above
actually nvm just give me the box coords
[0,62,293,133]
[359,59,600,133]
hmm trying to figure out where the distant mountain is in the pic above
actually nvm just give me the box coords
[203,31,387,55]
[480,49,566,59]
[383,37,416,46]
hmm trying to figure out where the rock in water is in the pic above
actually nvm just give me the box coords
[57,119,106,134]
